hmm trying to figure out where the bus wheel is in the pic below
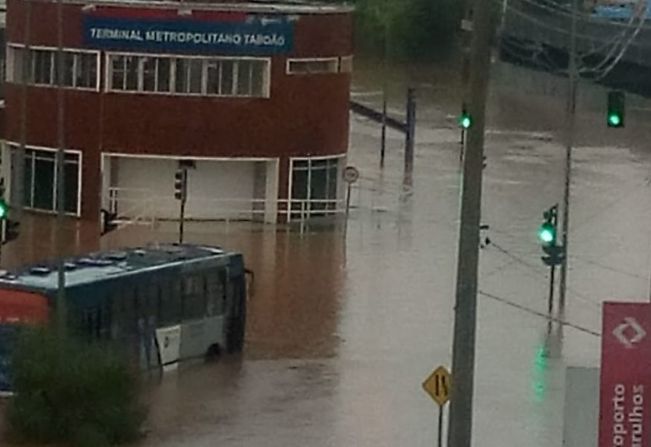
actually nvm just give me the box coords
[205,343,222,361]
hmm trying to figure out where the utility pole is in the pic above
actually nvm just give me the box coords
[558,0,580,314]
[447,1,495,446]
[55,0,67,332]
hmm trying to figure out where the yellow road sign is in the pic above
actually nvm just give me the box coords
[422,365,451,406]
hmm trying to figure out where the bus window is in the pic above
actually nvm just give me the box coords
[81,307,103,339]
[206,270,225,317]
[182,275,205,320]
[159,279,181,326]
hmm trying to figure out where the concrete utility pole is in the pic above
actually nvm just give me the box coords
[558,0,580,314]
[55,0,66,331]
[447,0,495,446]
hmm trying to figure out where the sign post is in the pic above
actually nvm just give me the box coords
[343,166,359,217]
[174,167,188,244]
[599,302,651,447]
[423,365,452,447]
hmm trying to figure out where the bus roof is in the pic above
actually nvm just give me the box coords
[0,244,237,292]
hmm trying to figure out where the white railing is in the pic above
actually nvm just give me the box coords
[105,187,346,225]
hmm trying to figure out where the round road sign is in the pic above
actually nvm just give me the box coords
[343,166,359,184]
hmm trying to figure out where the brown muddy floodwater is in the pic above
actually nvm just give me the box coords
[4,60,651,446]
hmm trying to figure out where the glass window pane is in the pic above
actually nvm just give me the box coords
[328,165,338,200]
[292,169,308,200]
[206,60,220,95]
[251,60,265,96]
[236,60,252,96]
[63,158,79,213]
[78,53,97,88]
[175,59,203,94]
[142,57,156,92]
[174,59,186,93]
[33,152,55,211]
[220,60,234,95]
[11,47,24,83]
[189,59,203,94]
[156,58,170,92]
[32,50,52,84]
[111,55,124,90]
[125,56,138,91]
[340,56,353,73]
[62,52,75,87]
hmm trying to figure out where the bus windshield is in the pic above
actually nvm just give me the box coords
[0,289,49,393]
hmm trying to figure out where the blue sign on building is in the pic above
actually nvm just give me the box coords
[83,16,294,55]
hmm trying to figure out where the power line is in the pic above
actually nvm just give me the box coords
[488,240,602,310]
[499,0,651,78]
[479,289,601,336]
[571,253,649,281]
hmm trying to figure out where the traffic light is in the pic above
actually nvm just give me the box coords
[2,220,20,244]
[174,169,187,201]
[538,204,565,266]
[459,105,472,130]
[538,221,555,244]
[0,199,8,220]
[100,208,118,236]
[607,90,625,128]
[538,205,557,245]
[542,244,565,267]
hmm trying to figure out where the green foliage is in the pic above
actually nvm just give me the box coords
[5,327,146,447]
[345,0,465,61]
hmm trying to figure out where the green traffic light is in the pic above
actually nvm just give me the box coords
[0,201,8,220]
[538,222,555,244]
[608,113,621,127]
[459,114,472,129]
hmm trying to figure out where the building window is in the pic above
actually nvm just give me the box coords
[106,53,270,98]
[287,58,339,75]
[339,56,353,73]
[6,45,99,90]
[290,157,341,219]
[9,144,81,215]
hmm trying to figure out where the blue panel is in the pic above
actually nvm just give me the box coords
[83,16,294,55]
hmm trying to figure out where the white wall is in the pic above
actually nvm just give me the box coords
[185,160,255,220]
[112,156,258,220]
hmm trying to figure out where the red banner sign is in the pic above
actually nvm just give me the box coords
[599,302,651,447]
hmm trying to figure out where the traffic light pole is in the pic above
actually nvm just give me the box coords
[558,0,580,315]
[447,0,495,446]
[548,264,556,315]
[178,195,186,244]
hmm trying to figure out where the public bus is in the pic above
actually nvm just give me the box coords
[0,244,248,392]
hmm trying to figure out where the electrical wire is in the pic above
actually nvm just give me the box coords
[479,289,601,336]
[498,0,651,78]
[488,240,602,310]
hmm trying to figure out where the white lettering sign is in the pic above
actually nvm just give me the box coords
[611,383,645,447]
[89,27,287,48]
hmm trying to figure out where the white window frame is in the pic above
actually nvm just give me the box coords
[287,153,346,223]
[105,51,271,98]
[6,43,101,91]
[339,55,353,73]
[286,57,340,75]
[7,142,83,217]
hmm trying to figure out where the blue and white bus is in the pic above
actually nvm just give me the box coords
[0,244,249,392]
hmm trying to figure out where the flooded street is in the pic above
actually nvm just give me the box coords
[4,59,651,446]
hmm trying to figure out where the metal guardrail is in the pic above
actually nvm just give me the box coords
[106,187,346,225]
